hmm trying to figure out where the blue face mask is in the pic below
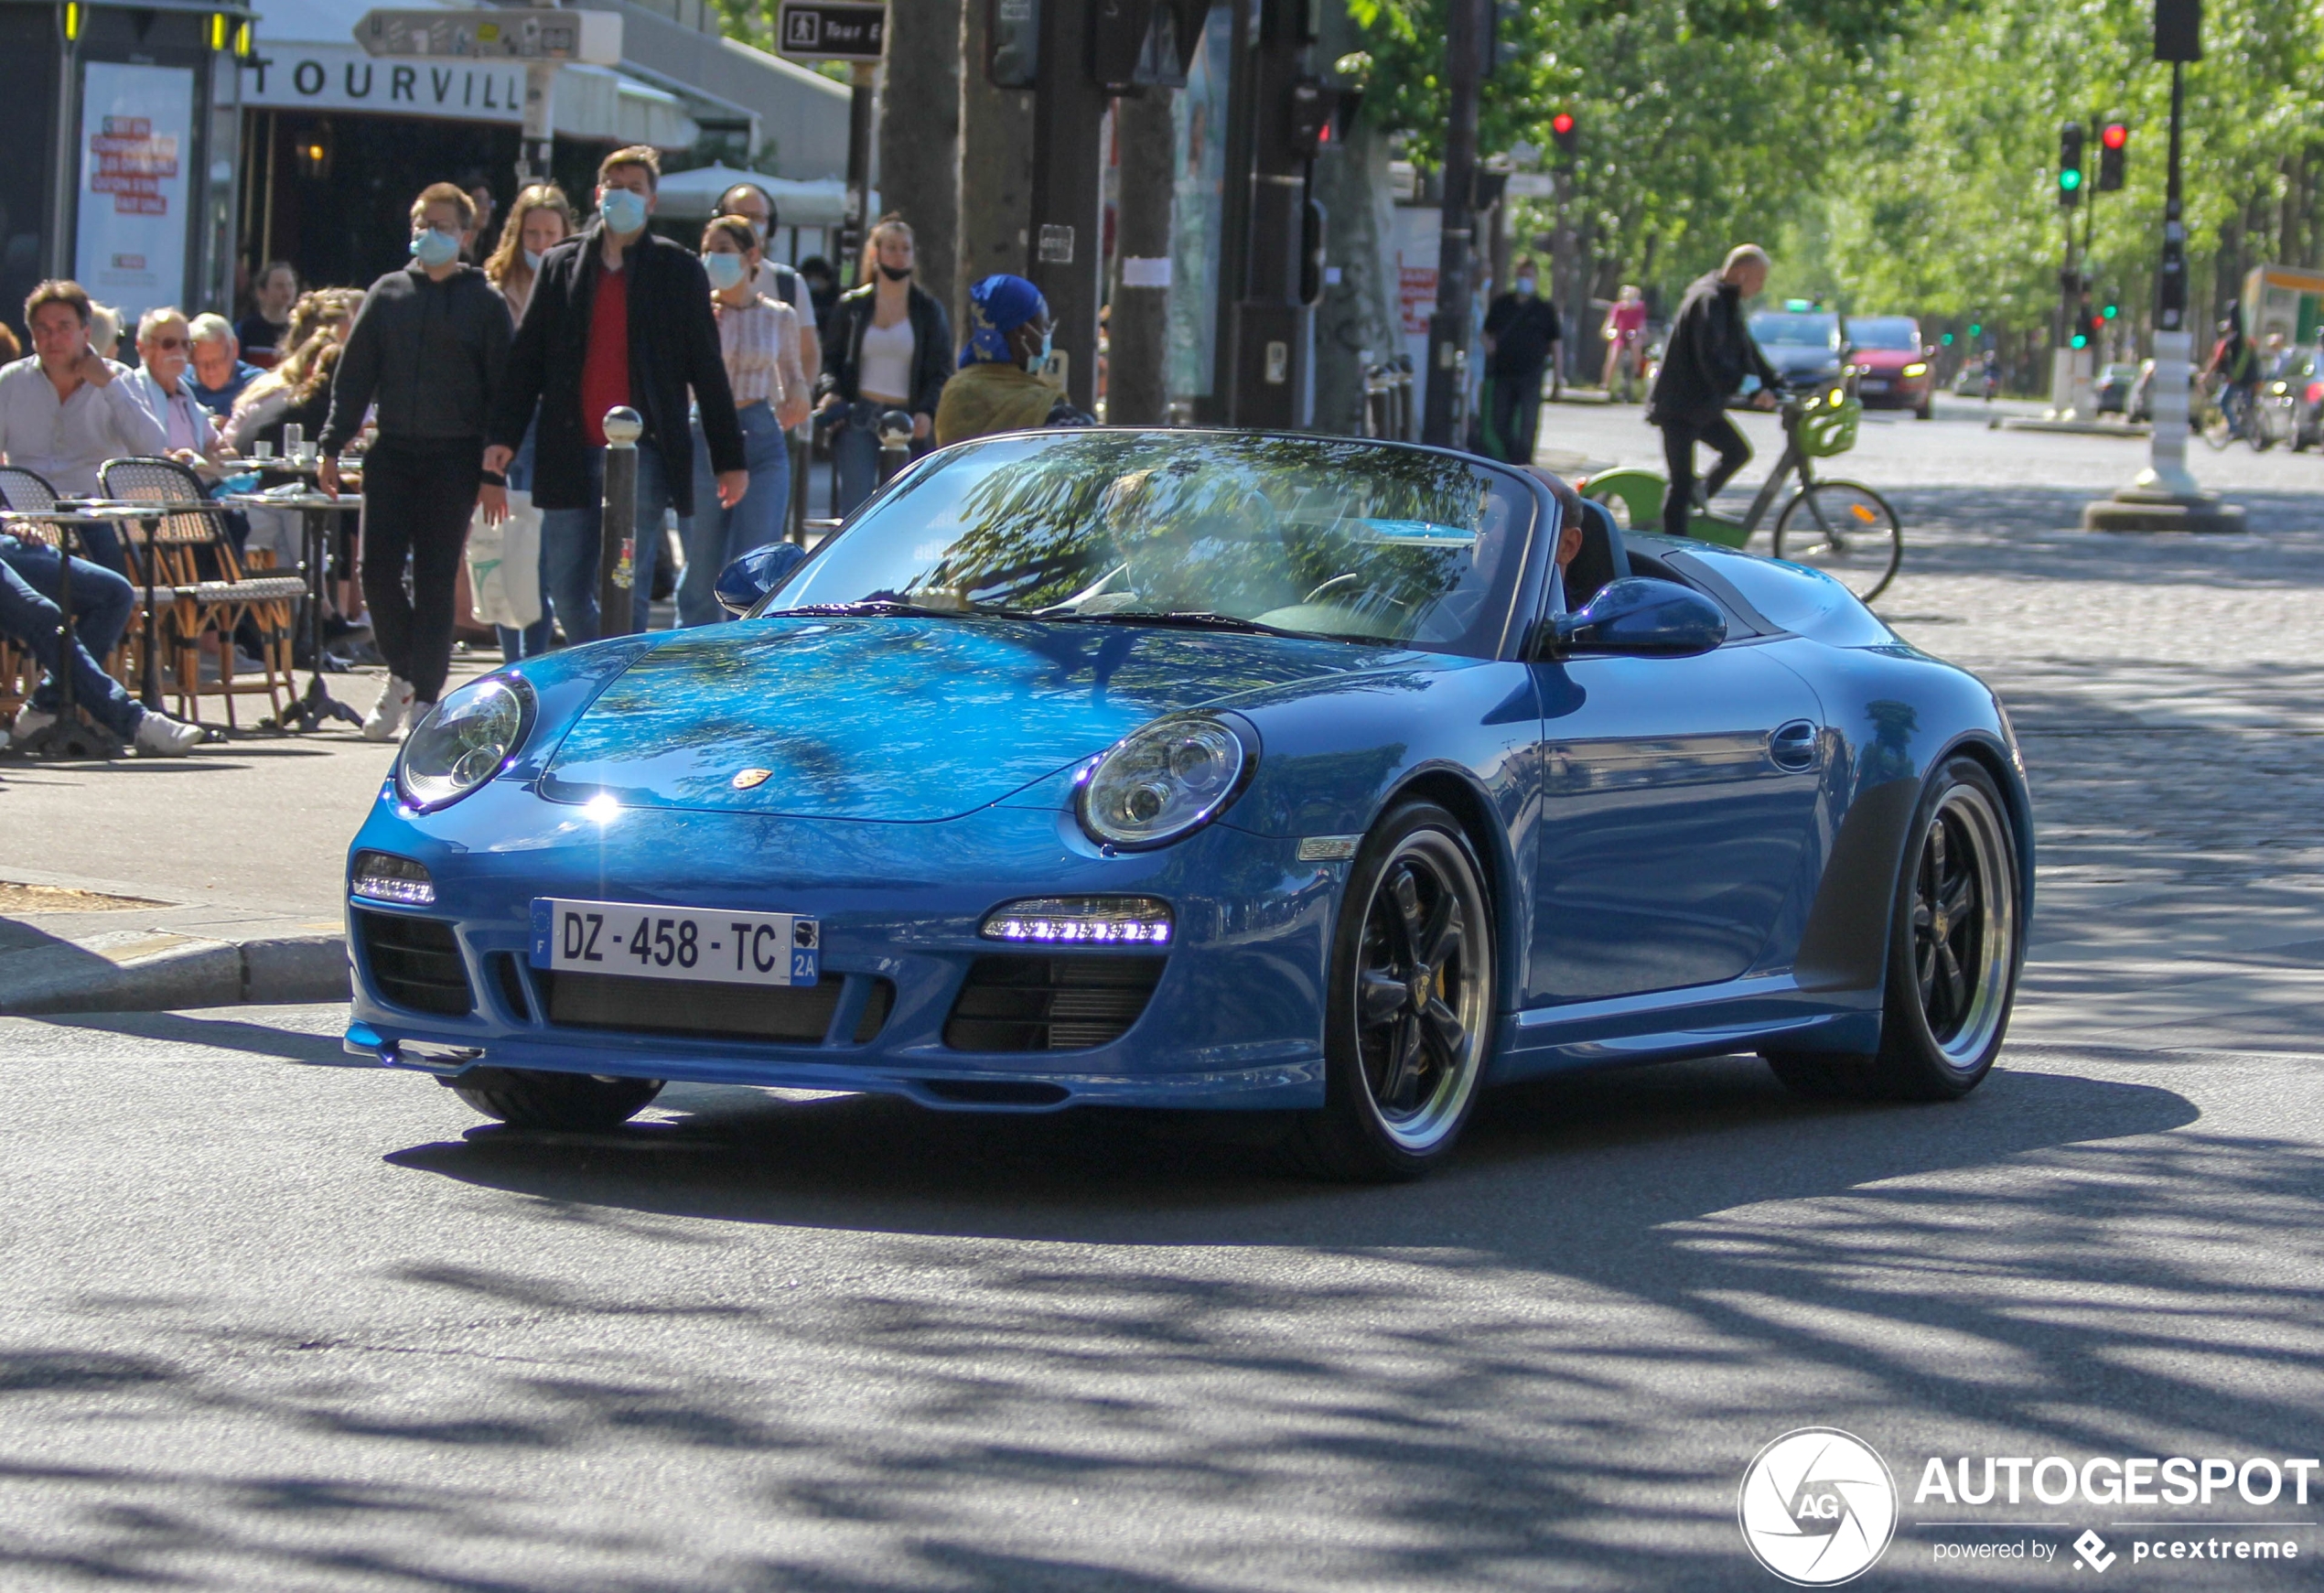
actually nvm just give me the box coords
[522,248,543,274]
[1026,328,1052,375]
[410,228,460,269]
[599,188,648,236]
[1515,275,1537,297]
[703,252,747,292]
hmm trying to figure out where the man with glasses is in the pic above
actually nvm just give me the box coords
[122,307,223,467]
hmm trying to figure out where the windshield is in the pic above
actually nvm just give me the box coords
[1848,317,1920,350]
[1750,312,1840,350]
[768,432,1534,657]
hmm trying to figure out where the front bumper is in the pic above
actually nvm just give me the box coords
[342,778,1338,1111]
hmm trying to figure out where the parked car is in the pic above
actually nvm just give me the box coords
[1845,316,1936,419]
[2254,350,2323,450]
[2094,362,2138,415]
[344,429,2032,1180]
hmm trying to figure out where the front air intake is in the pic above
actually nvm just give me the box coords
[942,955,1166,1051]
[354,910,475,1017]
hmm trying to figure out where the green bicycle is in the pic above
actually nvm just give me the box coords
[1580,386,1903,605]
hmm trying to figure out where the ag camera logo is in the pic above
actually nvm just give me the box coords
[1739,1428,1899,1586]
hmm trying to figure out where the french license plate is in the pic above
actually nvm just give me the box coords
[531,898,819,986]
[1858,379,1888,393]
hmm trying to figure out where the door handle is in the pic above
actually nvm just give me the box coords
[1770,720,1818,770]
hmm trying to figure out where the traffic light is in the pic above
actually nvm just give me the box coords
[2101,290,2120,321]
[1551,111,1577,163]
[1940,332,1954,346]
[2059,121,2084,206]
[2098,120,2127,191]
[1968,322,1982,338]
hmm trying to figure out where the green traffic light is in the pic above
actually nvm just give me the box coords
[2102,305,2118,319]
[1940,332,1954,346]
[2071,333,2088,348]
[2060,169,2082,190]
[1968,323,1982,336]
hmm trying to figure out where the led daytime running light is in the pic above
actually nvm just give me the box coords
[351,851,436,905]
[981,897,1174,945]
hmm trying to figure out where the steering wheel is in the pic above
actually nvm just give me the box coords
[1303,573,1413,615]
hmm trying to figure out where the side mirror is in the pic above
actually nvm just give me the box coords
[715,542,809,616]
[1544,576,1727,659]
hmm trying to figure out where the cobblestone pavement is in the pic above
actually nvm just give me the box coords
[1545,398,2324,1053]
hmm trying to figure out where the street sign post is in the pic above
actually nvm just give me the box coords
[355,7,620,184]
[778,2,886,61]
[353,7,619,63]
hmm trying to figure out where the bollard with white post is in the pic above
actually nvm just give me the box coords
[597,406,642,637]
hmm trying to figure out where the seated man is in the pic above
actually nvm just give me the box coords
[122,307,224,468]
[0,280,168,574]
[187,315,261,418]
[0,532,205,754]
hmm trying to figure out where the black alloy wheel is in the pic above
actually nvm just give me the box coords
[1293,801,1495,1181]
[1767,757,2021,1102]
[453,1067,665,1130]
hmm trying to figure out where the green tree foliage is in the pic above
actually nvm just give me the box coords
[1346,0,2324,332]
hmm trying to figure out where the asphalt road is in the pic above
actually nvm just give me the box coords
[3,405,2322,1590]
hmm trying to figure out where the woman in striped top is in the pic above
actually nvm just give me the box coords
[678,215,811,627]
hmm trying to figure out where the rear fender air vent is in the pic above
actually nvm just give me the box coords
[355,910,476,1017]
[942,955,1166,1052]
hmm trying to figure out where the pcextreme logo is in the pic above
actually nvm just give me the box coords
[1738,1428,1899,1586]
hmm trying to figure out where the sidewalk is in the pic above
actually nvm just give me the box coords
[0,650,502,1014]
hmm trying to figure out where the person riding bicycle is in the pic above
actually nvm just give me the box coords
[2204,305,2259,425]
[1600,285,1647,401]
[1646,244,1781,540]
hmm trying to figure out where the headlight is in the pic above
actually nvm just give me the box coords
[1902,361,1929,377]
[397,675,533,811]
[1077,716,1253,850]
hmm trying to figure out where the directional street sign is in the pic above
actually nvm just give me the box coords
[353,7,621,64]
[777,1,886,62]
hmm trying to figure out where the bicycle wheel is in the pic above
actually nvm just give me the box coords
[2200,397,2234,449]
[1773,480,1903,605]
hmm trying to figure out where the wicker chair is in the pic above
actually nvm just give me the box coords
[0,467,63,718]
[98,457,306,727]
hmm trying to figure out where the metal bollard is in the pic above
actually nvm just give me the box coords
[877,409,913,486]
[597,406,642,638]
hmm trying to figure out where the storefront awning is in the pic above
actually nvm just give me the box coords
[650,162,863,228]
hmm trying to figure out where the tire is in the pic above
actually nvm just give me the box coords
[1288,801,1496,1181]
[1914,401,1932,421]
[453,1067,664,1130]
[1766,757,2022,1103]
[1772,480,1903,605]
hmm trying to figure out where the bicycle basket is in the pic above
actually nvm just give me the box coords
[1795,389,1861,458]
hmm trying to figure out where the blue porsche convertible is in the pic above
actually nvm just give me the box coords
[345,430,2029,1180]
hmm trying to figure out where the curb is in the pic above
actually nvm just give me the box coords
[1998,417,2152,437]
[0,931,350,1017]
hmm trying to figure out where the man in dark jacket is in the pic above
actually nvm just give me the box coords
[485,145,746,640]
[1479,258,1560,463]
[320,181,510,740]
[1647,244,1781,538]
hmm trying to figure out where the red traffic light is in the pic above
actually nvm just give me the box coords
[2101,122,2128,149]
[1551,112,1575,135]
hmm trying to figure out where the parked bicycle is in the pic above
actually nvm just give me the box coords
[1578,385,1902,604]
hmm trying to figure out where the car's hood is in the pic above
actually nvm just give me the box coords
[1764,344,1839,372]
[1852,349,1918,371]
[539,616,1406,821]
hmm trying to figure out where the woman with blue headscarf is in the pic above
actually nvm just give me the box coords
[934,274,1096,446]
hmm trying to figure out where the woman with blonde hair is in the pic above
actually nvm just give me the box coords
[479,183,576,659]
[483,183,576,325]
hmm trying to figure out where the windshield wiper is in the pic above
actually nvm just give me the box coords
[1056,609,1292,636]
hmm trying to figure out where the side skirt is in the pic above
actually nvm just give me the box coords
[1488,974,1882,1083]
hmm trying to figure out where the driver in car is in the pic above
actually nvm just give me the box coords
[1095,467,1296,617]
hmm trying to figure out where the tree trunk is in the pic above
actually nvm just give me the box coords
[877,0,962,315]
[955,0,1036,334]
[1110,88,1176,425]
[1310,119,1405,436]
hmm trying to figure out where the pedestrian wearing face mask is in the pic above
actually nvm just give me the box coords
[1479,259,1561,465]
[480,183,576,661]
[934,275,1093,446]
[318,180,511,741]
[816,215,952,512]
[486,145,747,640]
[676,216,808,627]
